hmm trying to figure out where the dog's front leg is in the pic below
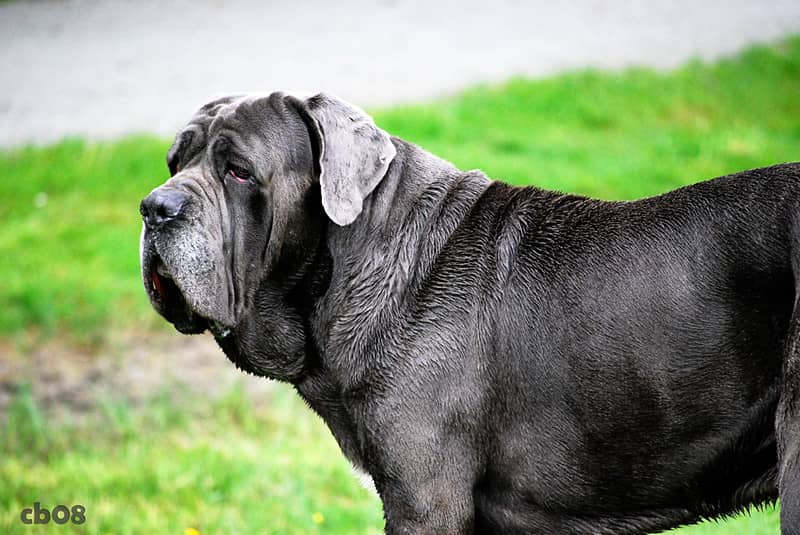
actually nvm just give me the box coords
[364,420,477,535]
[379,472,475,535]
[779,306,800,535]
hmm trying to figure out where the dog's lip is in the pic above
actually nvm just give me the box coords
[145,255,171,305]
[142,246,234,337]
[150,258,176,304]
[155,260,171,278]
[143,249,209,334]
[150,258,166,300]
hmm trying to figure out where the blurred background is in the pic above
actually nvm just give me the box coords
[1,1,799,533]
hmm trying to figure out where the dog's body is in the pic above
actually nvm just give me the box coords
[140,92,800,534]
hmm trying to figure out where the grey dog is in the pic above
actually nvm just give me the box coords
[140,91,800,534]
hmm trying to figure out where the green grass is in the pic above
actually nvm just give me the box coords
[0,136,169,346]
[670,509,781,535]
[374,39,800,200]
[0,384,384,534]
[2,37,799,533]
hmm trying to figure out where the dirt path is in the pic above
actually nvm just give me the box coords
[1,0,799,147]
[0,329,273,417]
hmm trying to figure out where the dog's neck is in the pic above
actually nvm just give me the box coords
[308,139,490,387]
[287,139,489,469]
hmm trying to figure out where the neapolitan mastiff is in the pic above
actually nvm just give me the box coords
[140,92,800,534]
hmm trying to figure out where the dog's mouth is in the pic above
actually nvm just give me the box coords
[143,252,231,338]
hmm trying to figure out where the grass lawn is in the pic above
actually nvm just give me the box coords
[1,384,384,534]
[2,36,799,533]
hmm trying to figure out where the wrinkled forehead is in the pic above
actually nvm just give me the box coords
[172,94,310,170]
[207,96,286,151]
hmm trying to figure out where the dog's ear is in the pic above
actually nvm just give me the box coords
[287,93,396,226]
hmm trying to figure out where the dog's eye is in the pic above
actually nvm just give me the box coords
[226,163,252,183]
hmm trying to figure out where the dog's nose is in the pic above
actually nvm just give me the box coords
[140,188,189,228]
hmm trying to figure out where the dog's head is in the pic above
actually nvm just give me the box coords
[139,92,395,358]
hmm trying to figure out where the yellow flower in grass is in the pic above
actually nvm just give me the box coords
[185,528,201,535]
[312,511,325,524]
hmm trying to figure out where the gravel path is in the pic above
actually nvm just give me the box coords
[1,0,799,147]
